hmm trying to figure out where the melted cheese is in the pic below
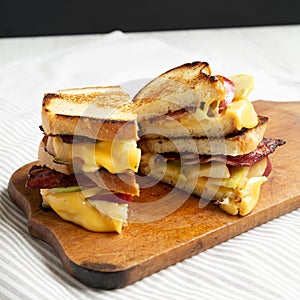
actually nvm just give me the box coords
[52,137,141,173]
[175,98,258,134]
[219,177,267,216]
[143,153,268,216]
[225,99,258,130]
[202,98,257,129]
[40,189,127,233]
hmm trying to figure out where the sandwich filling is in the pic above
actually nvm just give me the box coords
[135,67,286,216]
[40,187,130,234]
[140,138,285,215]
[43,134,141,174]
[139,98,258,138]
[27,165,134,233]
[26,67,286,232]
[27,85,141,233]
[35,131,141,233]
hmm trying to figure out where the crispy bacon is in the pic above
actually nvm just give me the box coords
[216,138,285,166]
[26,165,95,189]
[161,137,286,167]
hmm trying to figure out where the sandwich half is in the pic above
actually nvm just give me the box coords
[26,86,141,233]
[134,62,285,216]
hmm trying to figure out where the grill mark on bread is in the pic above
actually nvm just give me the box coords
[209,75,217,82]
[132,61,225,118]
[43,93,62,107]
[161,61,211,77]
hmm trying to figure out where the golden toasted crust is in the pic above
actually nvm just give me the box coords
[133,61,226,120]
[138,116,268,156]
[38,139,139,196]
[42,86,138,141]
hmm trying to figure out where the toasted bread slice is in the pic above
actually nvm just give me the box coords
[42,86,138,141]
[133,62,259,138]
[38,139,139,196]
[133,62,226,121]
[138,116,268,156]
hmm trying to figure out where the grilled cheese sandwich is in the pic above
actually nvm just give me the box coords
[26,62,285,232]
[135,62,285,216]
[27,86,140,233]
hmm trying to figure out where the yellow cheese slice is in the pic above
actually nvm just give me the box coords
[40,189,126,233]
[179,98,258,133]
[52,137,141,173]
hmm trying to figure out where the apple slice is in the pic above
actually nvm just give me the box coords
[218,76,235,113]
[246,157,268,178]
[88,199,128,223]
[229,74,254,100]
[263,157,272,177]
[183,162,231,179]
[208,166,245,189]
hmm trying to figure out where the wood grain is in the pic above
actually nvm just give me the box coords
[8,101,300,289]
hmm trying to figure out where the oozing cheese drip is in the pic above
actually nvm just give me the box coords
[225,99,258,130]
[40,188,128,233]
[52,138,141,173]
[219,176,267,216]
[192,99,258,130]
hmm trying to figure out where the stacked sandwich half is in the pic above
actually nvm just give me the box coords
[26,86,141,233]
[134,62,285,215]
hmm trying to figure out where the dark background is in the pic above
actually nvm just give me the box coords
[1,0,300,37]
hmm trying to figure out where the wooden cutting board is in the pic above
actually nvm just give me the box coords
[8,101,300,289]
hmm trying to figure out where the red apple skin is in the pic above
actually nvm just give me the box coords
[88,193,132,204]
[223,76,235,104]
[219,76,235,113]
[263,156,272,177]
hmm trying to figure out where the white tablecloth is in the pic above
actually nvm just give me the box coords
[0,25,300,299]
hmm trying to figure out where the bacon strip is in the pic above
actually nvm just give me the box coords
[162,137,286,167]
[26,165,96,189]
